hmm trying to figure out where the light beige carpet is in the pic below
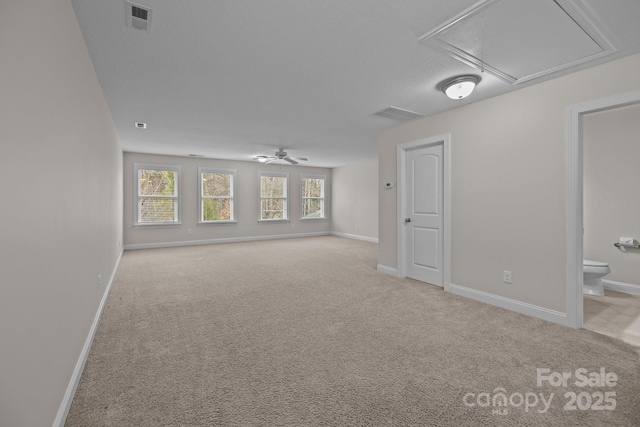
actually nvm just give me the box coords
[66,236,640,426]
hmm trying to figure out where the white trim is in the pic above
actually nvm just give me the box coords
[198,220,237,226]
[133,222,182,229]
[330,231,378,243]
[622,320,640,347]
[377,264,400,277]
[123,231,330,250]
[566,89,640,329]
[53,250,124,427]
[603,279,640,297]
[396,134,451,290]
[566,100,584,329]
[448,283,568,326]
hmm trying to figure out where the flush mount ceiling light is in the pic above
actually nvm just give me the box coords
[441,75,480,100]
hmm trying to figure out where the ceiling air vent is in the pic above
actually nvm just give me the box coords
[126,1,152,31]
[372,106,425,122]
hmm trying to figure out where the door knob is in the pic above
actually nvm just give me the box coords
[405,218,411,223]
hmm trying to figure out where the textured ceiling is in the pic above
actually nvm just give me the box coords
[71,0,640,167]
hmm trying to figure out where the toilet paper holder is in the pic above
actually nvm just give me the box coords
[614,241,640,249]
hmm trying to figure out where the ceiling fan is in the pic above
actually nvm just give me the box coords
[254,148,308,165]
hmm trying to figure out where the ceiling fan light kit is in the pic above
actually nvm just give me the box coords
[442,75,480,100]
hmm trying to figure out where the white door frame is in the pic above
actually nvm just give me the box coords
[566,89,640,329]
[397,134,451,291]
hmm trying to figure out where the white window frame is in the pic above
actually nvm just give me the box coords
[134,163,181,226]
[198,167,237,224]
[259,172,289,222]
[300,174,326,220]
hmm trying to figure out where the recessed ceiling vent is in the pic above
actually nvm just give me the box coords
[126,1,152,31]
[372,106,425,122]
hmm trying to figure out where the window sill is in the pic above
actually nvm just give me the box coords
[300,217,327,221]
[258,219,290,224]
[133,222,182,229]
[198,220,237,226]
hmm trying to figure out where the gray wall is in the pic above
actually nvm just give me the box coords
[331,160,379,241]
[584,103,640,288]
[124,153,331,248]
[0,0,123,426]
[378,53,640,313]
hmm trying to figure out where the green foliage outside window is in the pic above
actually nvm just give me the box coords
[202,172,233,221]
[139,169,177,223]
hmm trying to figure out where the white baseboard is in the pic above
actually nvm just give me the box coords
[603,279,640,296]
[448,283,568,327]
[330,231,378,243]
[53,250,123,427]
[377,264,400,277]
[124,231,331,250]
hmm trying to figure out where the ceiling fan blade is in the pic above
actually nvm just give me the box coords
[290,156,307,162]
[284,157,298,165]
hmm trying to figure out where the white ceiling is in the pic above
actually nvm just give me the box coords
[71,0,640,167]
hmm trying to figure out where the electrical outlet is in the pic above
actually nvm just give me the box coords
[187,228,192,234]
[503,270,512,284]
[98,274,102,285]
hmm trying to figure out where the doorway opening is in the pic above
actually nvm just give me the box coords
[566,89,640,329]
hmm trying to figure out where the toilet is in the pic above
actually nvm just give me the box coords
[583,259,610,296]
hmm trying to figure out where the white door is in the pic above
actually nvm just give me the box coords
[405,143,444,286]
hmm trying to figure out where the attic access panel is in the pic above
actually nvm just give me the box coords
[420,0,616,85]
